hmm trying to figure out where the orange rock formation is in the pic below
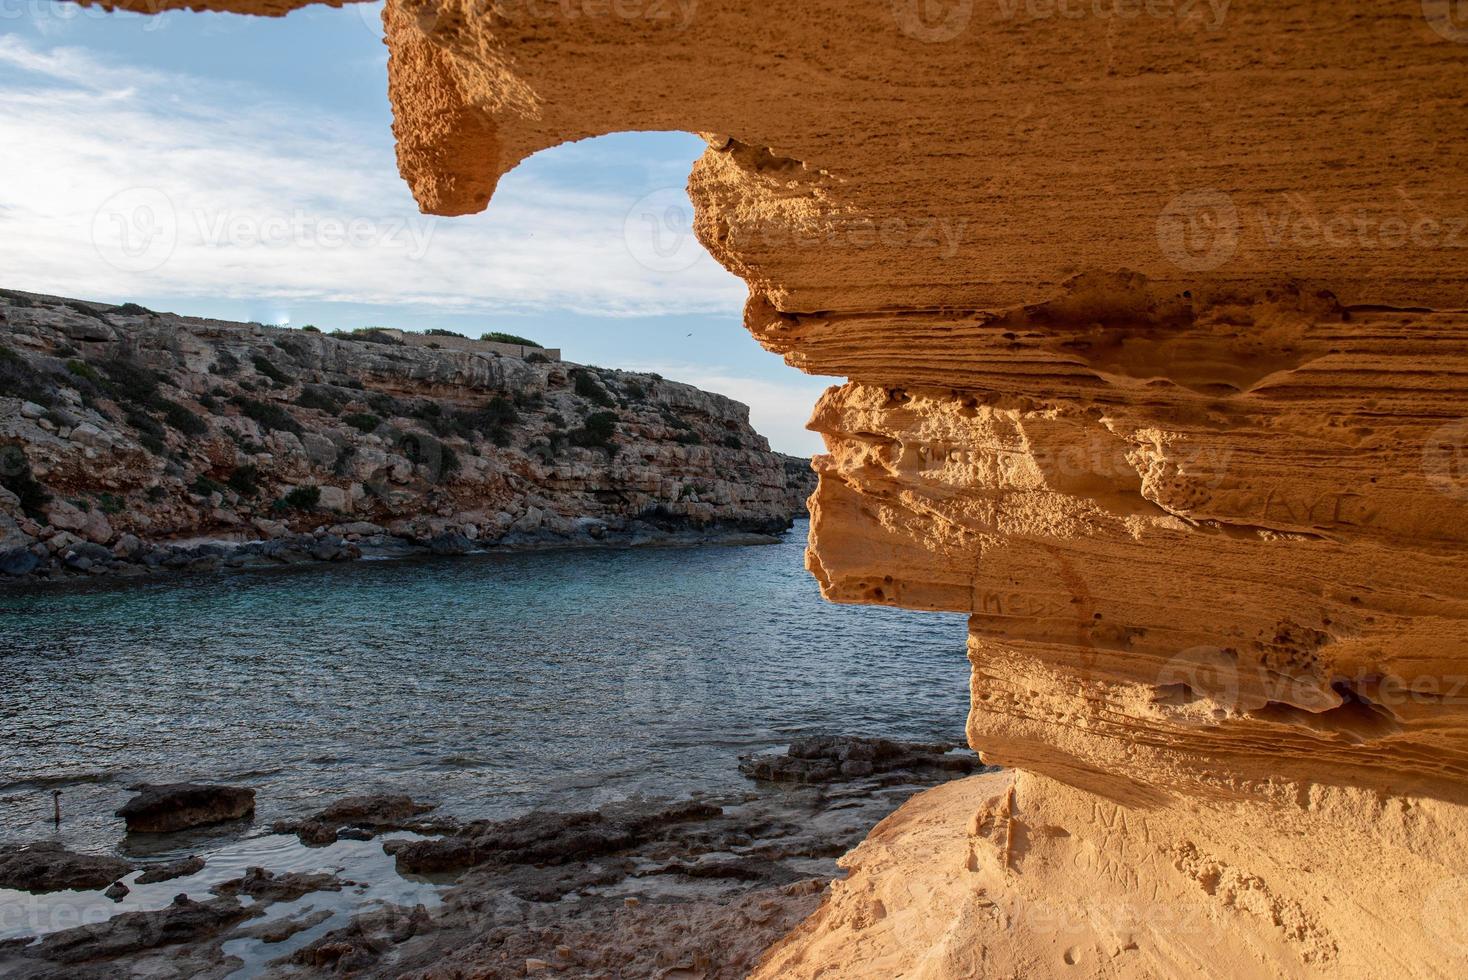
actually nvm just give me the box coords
[67,0,1468,974]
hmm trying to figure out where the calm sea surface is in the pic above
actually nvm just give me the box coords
[0,521,970,851]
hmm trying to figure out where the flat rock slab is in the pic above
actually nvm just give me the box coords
[116,783,255,833]
[211,866,342,902]
[26,894,256,965]
[272,793,445,846]
[0,842,132,894]
[135,855,205,884]
[738,736,983,785]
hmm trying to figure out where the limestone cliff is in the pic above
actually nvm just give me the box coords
[55,0,1468,975]
[0,290,812,579]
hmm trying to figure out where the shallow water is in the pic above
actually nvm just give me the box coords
[0,521,970,852]
[0,830,443,958]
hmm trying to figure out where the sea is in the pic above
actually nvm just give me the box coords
[0,520,971,852]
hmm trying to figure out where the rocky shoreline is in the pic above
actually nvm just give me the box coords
[1,290,816,586]
[0,738,987,979]
[0,515,797,586]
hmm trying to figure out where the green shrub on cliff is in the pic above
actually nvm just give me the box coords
[571,369,614,407]
[65,360,100,383]
[296,386,342,414]
[0,347,56,406]
[230,395,302,435]
[98,358,162,405]
[161,399,207,436]
[480,331,541,348]
[227,464,260,497]
[568,411,619,456]
[191,473,227,498]
[367,393,400,417]
[251,355,291,386]
[455,396,518,446]
[343,412,382,434]
[276,485,321,511]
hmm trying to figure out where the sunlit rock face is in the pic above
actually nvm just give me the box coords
[69,0,1468,974]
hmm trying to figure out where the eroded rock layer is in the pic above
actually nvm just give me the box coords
[60,0,1468,975]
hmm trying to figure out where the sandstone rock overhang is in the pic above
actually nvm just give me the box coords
[54,1,1468,975]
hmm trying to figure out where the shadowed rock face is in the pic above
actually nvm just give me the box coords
[56,0,1468,975]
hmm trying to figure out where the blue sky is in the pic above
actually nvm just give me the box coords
[0,3,833,454]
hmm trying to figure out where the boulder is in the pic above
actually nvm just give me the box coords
[316,485,349,512]
[0,842,132,893]
[301,432,340,467]
[57,317,115,343]
[0,547,40,576]
[135,855,205,884]
[115,783,256,833]
[68,422,110,449]
[252,517,289,539]
[428,531,473,556]
[272,794,439,846]
[45,499,112,545]
[329,521,384,537]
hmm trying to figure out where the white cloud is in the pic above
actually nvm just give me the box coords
[0,34,746,318]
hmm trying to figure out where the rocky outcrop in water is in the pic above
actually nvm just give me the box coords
[0,290,813,582]
[272,794,447,846]
[0,842,130,894]
[738,736,981,784]
[115,783,255,833]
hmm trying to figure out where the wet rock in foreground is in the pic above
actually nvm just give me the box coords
[210,866,342,902]
[135,855,205,884]
[272,793,448,845]
[115,783,255,833]
[387,799,722,876]
[738,735,984,784]
[0,842,131,894]
[27,894,256,965]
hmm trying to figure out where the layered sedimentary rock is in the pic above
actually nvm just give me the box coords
[59,0,1468,974]
[0,290,810,579]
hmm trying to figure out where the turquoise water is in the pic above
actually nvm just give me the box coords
[0,521,970,850]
